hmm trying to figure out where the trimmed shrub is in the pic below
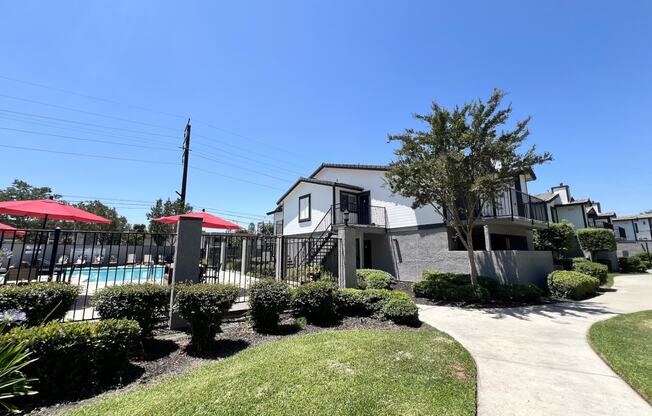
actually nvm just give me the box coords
[92,283,169,338]
[356,269,393,290]
[1,319,139,400]
[494,283,543,302]
[175,283,239,352]
[414,270,541,303]
[576,228,616,256]
[292,281,337,324]
[334,288,368,316]
[0,283,79,326]
[380,291,419,325]
[248,279,291,330]
[547,270,599,300]
[533,220,575,254]
[572,260,608,285]
[618,257,647,273]
[630,253,651,269]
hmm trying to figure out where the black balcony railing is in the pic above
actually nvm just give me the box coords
[333,203,387,227]
[480,189,548,223]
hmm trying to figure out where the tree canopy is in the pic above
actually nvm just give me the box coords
[387,89,552,284]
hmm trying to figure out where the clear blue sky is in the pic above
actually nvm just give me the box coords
[1,1,650,225]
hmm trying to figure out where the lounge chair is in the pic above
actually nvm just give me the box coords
[142,254,152,264]
[2,267,41,284]
[127,253,136,264]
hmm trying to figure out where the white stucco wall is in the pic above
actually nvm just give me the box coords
[634,218,652,240]
[613,220,635,240]
[313,167,443,229]
[555,205,586,230]
[281,182,333,235]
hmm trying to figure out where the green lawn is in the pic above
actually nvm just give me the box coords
[67,329,476,416]
[589,310,652,404]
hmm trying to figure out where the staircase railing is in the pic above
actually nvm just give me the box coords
[291,207,333,271]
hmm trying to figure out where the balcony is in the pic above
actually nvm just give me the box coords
[333,203,387,228]
[479,189,548,223]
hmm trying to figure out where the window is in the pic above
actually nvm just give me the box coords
[298,194,311,222]
[340,191,357,212]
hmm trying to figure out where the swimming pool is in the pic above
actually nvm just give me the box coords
[66,265,166,284]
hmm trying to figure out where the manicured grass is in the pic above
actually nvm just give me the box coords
[589,310,652,404]
[67,329,476,416]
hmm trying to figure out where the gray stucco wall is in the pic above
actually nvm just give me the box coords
[389,226,554,287]
[617,241,652,257]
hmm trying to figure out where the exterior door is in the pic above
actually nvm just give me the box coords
[357,192,370,225]
[363,239,372,268]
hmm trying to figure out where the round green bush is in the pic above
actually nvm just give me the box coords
[0,283,80,326]
[1,319,139,400]
[547,270,599,300]
[448,285,490,303]
[495,283,543,302]
[618,256,647,273]
[630,252,652,269]
[175,283,239,352]
[356,269,393,290]
[92,283,169,338]
[334,288,368,316]
[572,260,608,285]
[291,281,337,324]
[248,279,291,331]
[380,292,419,326]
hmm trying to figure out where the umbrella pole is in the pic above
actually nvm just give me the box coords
[42,215,48,229]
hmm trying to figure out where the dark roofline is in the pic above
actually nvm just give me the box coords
[534,192,559,202]
[309,163,389,178]
[266,205,283,216]
[555,198,591,207]
[614,214,652,221]
[276,177,363,205]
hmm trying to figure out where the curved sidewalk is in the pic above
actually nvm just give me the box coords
[418,274,652,416]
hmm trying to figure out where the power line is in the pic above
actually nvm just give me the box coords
[0,108,180,139]
[190,166,285,191]
[0,126,178,152]
[0,144,179,165]
[0,93,181,132]
[193,152,294,182]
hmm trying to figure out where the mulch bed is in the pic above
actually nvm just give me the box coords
[26,315,411,415]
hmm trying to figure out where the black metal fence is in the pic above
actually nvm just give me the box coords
[0,228,176,321]
[480,189,548,223]
[333,203,387,227]
[200,233,340,302]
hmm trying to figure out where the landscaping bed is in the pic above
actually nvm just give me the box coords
[25,315,417,415]
[64,327,476,416]
[589,310,652,404]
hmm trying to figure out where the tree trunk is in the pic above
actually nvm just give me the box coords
[465,234,479,286]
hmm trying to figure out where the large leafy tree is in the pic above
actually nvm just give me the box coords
[386,89,552,285]
[146,198,192,245]
[0,180,61,229]
[533,220,575,259]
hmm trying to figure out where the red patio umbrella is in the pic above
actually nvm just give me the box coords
[0,199,111,227]
[0,222,26,236]
[153,210,242,230]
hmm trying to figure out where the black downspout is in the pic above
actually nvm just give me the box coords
[632,220,637,241]
[332,184,336,226]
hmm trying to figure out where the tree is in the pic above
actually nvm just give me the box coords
[0,180,61,229]
[146,198,193,245]
[247,222,256,234]
[258,222,274,235]
[73,200,129,232]
[386,89,552,285]
[533,220,575,259]
[576,228,616,262]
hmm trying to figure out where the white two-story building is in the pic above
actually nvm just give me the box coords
[268,163,553,286]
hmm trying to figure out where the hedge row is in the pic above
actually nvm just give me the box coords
[0,283,79,326]
[547,270,599,300]
[356,269,393,290]
[413,271,542,304]
[618,256,649,273]
[1,319,140,400]
[571,259,608,284]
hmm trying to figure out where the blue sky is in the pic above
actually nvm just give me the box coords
[1,1,650,225]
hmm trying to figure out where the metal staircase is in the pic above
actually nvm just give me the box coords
[289,207,337,272]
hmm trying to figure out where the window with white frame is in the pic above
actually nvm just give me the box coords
[298,194,311,222]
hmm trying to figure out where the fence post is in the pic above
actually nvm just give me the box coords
[169,216,203,330]
[219,238,227,271]
[48,227,61,281]
[240,238,248,276]
[275,236,283,280]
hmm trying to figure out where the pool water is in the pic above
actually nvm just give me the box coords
[67,265,166,284]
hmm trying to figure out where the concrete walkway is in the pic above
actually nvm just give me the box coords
[418,274,652,416]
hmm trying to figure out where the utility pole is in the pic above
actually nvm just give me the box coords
[177,119,191,209]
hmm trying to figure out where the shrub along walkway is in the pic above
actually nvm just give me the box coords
[418,274,652,416]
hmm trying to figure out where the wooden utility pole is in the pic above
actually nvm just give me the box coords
[177,119,191,208]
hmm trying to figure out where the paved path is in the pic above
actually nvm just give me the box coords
[418,274,652,416]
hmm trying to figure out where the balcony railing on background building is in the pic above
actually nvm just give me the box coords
[479,188,548,223]
[333,203,387,228]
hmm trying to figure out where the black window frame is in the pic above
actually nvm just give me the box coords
[339,190,358,212]
[298,194,311,223]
